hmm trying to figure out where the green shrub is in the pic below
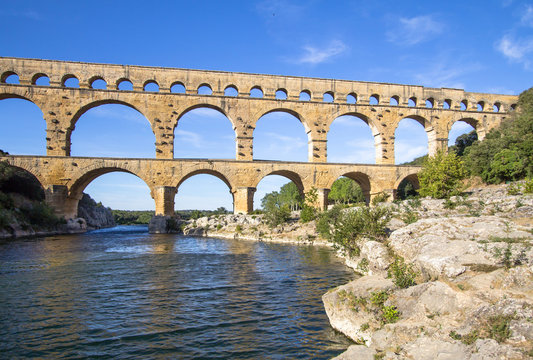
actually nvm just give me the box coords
[370,291,388,307]
[264,204,291,228]
[388,257,417,288]
[20,202,63,229]
[236,224,243,233]
[507,182,523,195]
[328,206,391,257]
[381,305,400,324]
[371,192,390,205]
[0,192,14,210]
[418,150,467,199]
[525,178,533,193]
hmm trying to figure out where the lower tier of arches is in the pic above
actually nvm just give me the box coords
[1,155,421,219]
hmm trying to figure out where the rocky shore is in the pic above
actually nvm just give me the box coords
[0,193,115,239]
[181,183,533,359]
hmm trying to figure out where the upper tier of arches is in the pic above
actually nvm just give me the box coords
[0,57,518,113]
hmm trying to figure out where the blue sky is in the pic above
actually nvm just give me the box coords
[1,0,532,210]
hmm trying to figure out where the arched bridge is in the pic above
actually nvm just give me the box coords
[0,57,517,218]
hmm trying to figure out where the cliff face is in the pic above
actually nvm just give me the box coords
[77,193,115,230]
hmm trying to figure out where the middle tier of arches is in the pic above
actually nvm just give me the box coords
[0,84,502,164]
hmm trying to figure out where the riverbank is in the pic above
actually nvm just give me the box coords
[183,183,533,359]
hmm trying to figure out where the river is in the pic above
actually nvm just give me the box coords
[0,225,354,359]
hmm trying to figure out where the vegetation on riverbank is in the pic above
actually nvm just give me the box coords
[0,151,65,233]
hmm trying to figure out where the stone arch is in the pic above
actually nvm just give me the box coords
[31,73,50,85]
[299,90,311,101]
[327,111,380,135]
[143,80,159,92]
[176,169,233,191]
[394,115,432,164]
[327,111,379,164]
[327,171,372,204]
[254,170,305,194]
[448,116,482,141]
[0,94,47,155]
[170,81,186,93]
[252,170,305,211]
[68,100,155,157]
[69,166,151,200]
[224,85,238,96]
[175,103,236,131]
[250,86,263,98]
[253,108,310,133]
[89,76,107,89]
[197,83,213,95]
[252,108,311,162]
[116,78,133,90]
[61,74,79,87]
[395,173,420,200]
[70,99,152,130]
[1,71,18,83]
[0,159,47,192]
[390,95,400,106]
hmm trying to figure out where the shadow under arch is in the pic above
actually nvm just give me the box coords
[395,173,420,200]
[0,161,46,199]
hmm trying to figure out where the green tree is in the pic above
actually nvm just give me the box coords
[418,150,466,199]
[463,87,533,183]
[328,177,364,204]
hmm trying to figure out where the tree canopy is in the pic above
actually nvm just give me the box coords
[328,177,364,204]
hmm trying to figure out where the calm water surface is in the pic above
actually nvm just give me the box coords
[0,226,354,359]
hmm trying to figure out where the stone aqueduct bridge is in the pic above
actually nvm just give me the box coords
[0,57,518,218]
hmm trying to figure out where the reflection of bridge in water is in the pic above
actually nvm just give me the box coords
[0,57,517,217]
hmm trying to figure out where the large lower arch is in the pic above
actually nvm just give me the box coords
[395,173,420,200]
[253,170,305,211]
[69,166,151,200]
[0,95,46,155]
[70,102,155,158]
[326,171,372,204]
[174,170,234,211]
[174,105,236,159]
[253,109,309,162]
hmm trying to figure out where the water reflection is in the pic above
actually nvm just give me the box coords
[0,227,354,359]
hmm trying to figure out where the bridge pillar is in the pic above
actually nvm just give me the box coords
[315,188,330,210]
[44,185,78,219]
[236,136,253,160]
[153,186,177,216]
[232,187,256,214]
[155,132,174,159]
[374,133,395,165]
[428,137,448,157]
[369,189,395,205]
[308,133,327,163]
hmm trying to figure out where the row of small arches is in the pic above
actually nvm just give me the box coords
[1,70,514,112]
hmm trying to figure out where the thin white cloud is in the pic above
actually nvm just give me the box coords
[292,40,347,65]
[496,34,533,68]
[386,15,444,46]
[521,5,533,27]
[412,59,484,89]
[174,129,204,148]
